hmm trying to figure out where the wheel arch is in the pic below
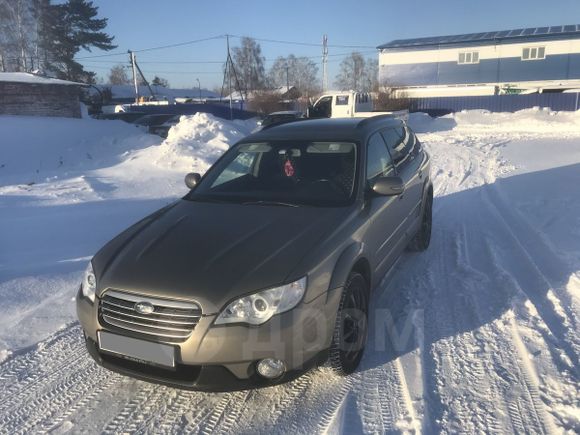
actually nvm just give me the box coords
[328,242,372,293]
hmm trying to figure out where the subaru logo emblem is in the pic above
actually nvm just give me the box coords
[134,301,154,315]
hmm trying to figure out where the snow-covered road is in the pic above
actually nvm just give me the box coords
[0,111,578,433]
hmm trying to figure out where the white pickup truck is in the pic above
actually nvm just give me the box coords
[308,91,408,120]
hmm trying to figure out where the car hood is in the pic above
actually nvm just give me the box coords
[96,199,347,314]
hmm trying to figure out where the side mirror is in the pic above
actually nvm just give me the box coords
[371,176,405,196]
[185,172,201,189]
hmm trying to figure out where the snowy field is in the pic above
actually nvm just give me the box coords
[0,109,579,433]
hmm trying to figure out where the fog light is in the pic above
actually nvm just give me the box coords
[256,358,286,379]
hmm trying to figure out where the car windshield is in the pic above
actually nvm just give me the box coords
[187,141,358,206]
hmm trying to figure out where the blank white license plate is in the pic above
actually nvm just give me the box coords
[98,331,175,368]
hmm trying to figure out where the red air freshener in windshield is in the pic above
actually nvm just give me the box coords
[284,159,295,177]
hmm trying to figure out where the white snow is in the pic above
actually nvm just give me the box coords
[0,72,84,86]
[0,108,579,433]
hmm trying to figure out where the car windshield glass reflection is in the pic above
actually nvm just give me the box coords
[188,141,357,206]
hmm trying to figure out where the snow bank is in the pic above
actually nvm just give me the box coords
[149,113,257,173]
[409,108,580,135]
[0,115,159,186]
[452,108,580,133]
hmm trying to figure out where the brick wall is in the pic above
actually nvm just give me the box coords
[0,82,82,118]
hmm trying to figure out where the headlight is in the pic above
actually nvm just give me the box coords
[81,261,97,302]
[215,277,307,325]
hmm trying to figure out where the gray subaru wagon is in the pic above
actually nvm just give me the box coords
[77,115,433,391]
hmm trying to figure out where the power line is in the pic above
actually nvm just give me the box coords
[79,50,377,65]
[87,64,220,74]
[75,35,226,60]
[75,33,377,61]
[134,35,225,54]
[83,59,225,64]
[227,34,376,49]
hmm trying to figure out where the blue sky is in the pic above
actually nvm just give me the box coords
[80,0,580,89]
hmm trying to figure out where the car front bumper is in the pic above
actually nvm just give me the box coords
[83,334,328,391]
[77,286,342,391]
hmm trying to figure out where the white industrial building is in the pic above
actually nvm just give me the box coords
[378,25,580,97]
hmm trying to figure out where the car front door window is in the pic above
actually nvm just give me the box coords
[366,133,394,186]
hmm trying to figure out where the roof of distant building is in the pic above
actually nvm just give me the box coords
[378,24,580,50]
[0,72,85,86]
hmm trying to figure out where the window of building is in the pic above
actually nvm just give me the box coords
[458,51,479,64]
[522,46,546,61]
[355,93,369,104]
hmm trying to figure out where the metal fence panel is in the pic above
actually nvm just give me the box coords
[410,93,580,115]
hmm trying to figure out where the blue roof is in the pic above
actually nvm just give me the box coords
[378,25,580,50]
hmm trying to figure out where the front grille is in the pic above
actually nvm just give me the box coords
[99,290,202,343]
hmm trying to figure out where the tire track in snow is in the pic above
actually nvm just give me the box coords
[413,220,528,432]
[481,184,579,369]
[21,368,120,434]
[212,392,251,434]
[355,361,419,433]
[416,132,566,433]
[0,325,86,407]
[176,393,232,434]
[200,390,252,435]
[101,382,168,434]
[354,267,424,434]
[315,372,357,433]
[0,326,123,434]
[452,206,559,434]
[152,390,208,434]
[247,370,316,432]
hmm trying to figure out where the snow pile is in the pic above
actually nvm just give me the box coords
[453,108,580,133]
[151,112,256,173]
[410,108,580,135]
[0,116,158,186]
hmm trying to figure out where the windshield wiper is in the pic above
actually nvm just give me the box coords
[242,200,300,208]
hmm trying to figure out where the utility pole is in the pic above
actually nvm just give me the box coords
[129,50,155,101]
[222,35,244,119]
[322,34,328,92]
[129,50,139,103]
[220,34,244,119]
[286,63,289,91]
[227,35,233,119]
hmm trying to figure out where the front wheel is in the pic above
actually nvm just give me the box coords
[408,189,433,252]
[328,272,369,376]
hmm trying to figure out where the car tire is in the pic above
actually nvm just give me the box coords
[328,272,369,376]
[408,188,433,252]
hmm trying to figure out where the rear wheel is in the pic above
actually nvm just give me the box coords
[329,272,369,375]
[408,189,433,252]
